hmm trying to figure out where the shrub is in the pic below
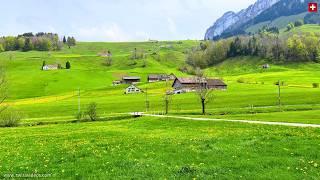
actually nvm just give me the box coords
[312,83,319,88]
[75,111,83,121]
[177,166,197,175]
[0,111,21,127]
[294,20,304,27]
[237,78,245,83]
[86,102,98,121]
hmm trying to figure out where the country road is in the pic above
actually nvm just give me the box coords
[139,114,320,128]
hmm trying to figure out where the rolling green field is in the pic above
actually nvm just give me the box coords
[0,35,320,124]
[1,26,320,178]
[0,117,319,179]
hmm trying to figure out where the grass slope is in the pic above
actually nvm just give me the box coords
[1,41,320,124]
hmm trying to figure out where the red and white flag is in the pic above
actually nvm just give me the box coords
[308,3,318,12]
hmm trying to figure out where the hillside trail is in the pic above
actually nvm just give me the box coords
[139,114,320,128]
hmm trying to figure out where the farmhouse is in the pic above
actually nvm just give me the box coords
[172,77,227,92]
[42,64,59,70]
[125,85,143,94]
[122,76,141,84]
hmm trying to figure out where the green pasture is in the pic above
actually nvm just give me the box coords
[0,117,319,179]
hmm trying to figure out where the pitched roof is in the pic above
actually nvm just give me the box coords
[207,79,227,86]
[176,77,205,84]
[122,76,141,80]
[148,74,167,79]
[174,77,227,86]
[44,64,58,68]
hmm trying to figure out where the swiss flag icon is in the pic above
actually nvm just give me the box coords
[308,3,318,12]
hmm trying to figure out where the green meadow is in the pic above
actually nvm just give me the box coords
[1,25,320,179]
[1,38,320,124]
[0,117,319,179]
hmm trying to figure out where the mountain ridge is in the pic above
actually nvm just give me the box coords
[205,0,280,40]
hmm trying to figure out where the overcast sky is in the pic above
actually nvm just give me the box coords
[0,0,256,41]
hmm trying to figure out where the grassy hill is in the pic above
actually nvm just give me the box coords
[0,39,319,124]
[245,12,307,33]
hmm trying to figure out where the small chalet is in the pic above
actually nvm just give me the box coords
[125,85,143,94]
[172,77,227,92]
[262,64,270,69]
[122,76,141,84]
[42,64,59,71]
[112,80,121,86]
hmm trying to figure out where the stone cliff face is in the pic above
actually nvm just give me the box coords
[204,0,280,40]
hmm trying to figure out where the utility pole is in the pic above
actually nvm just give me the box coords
[78,88,81,114]
[145,87,149,112]
[278,80,281,111]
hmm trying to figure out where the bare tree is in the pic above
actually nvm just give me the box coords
[195,68,213,115]
[164,92,172,115]
[105,50,112,66]
[0,67,8,114]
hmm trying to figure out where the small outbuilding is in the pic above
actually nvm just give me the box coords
[42,64,59,71]
[112,80,121,86]
[125,85,143,94]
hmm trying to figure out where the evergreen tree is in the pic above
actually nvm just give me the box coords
[63,36,66,44]
[66,61,71,69]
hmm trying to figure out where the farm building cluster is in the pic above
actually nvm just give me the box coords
[114,73,227,95]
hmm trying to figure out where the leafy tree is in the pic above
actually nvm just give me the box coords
[4,37,16,51]
[287,35,307,61]
[23,38,33,52]
[0,44,4,53]
[86,102,98,121]
[195,68,213,115]
[294,20,304,27]
[286,23,294,31]
[67,36,76,48]
[186,48,207,68]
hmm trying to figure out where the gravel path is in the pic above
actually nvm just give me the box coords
[141,114,320,128]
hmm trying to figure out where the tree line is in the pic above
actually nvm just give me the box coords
[0,32,76,52]
[186,31,320,69]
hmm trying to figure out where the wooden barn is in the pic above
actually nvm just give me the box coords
[122,76,141,84]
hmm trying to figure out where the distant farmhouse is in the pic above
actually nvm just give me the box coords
[122,76,141,84]
[172,77,227,93]
[42,64,59,71]
[147,73,176,82]
[112,80,121,86]
[262,64,270,69]
[125,84,143,94]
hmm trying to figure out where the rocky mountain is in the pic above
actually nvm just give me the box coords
[204,0,280,40]
[205,0,319,40]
